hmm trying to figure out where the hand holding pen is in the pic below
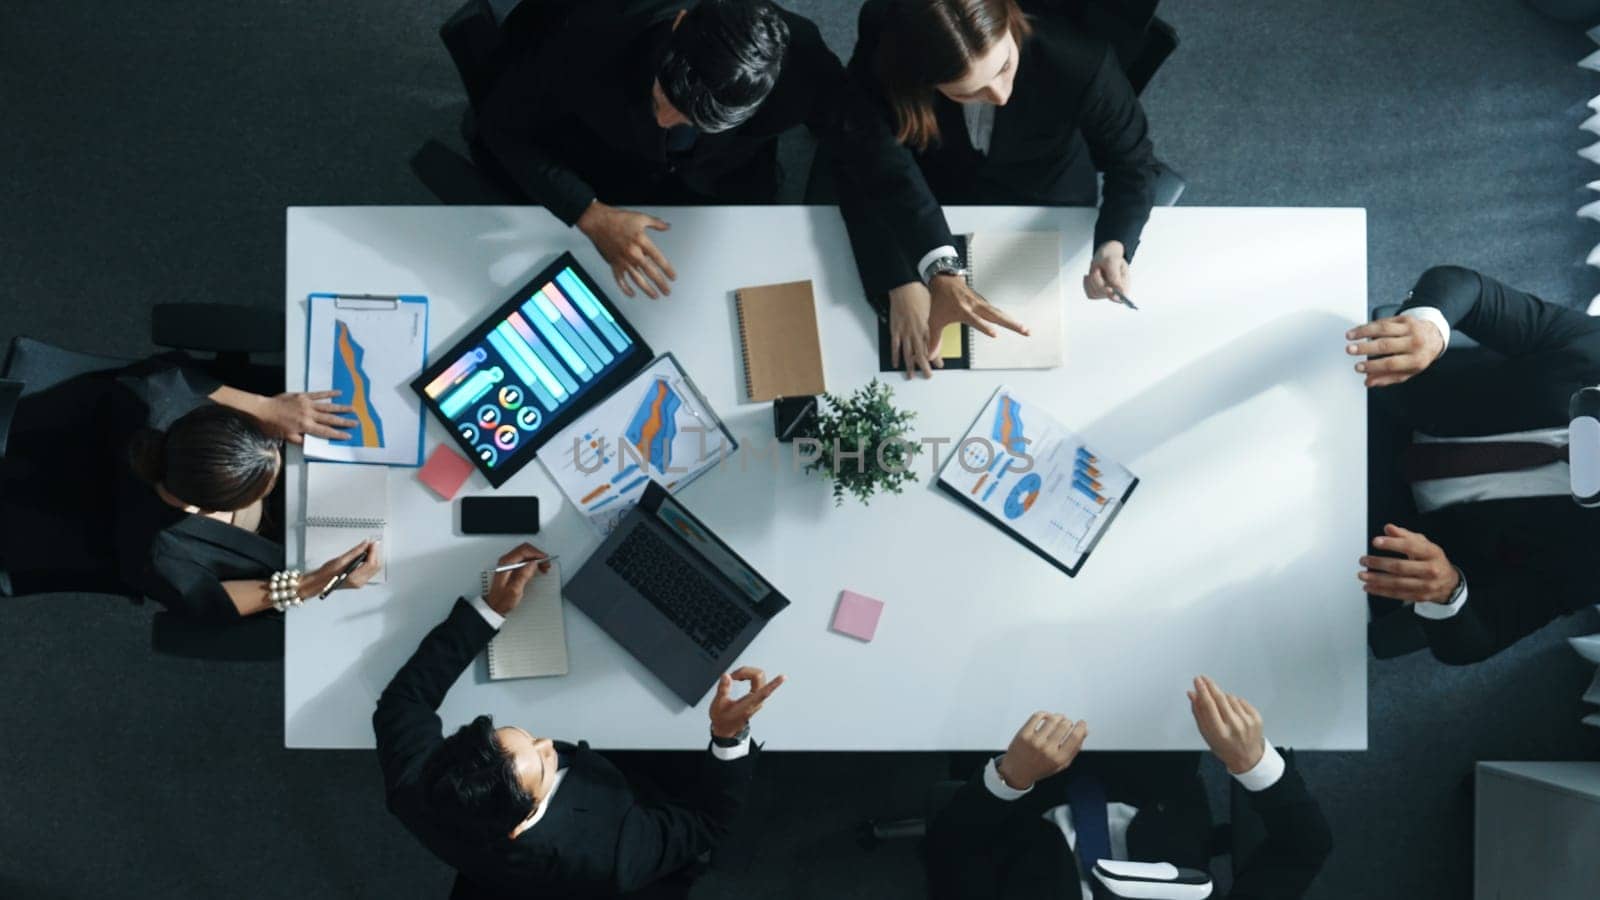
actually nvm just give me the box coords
[486,543,555,617]
[310,540,384,599]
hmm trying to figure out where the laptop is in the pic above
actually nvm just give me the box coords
[567,481,790,705]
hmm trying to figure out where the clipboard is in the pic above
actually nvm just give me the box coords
[934,387,1137,578]
[303,293,430,467]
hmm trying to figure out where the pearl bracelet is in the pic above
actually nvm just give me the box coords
[269,569,304,613]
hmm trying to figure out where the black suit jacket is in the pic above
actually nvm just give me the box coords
[926,752,1332,900]
[479,0,944,265]
[1386,265,1600,664]
[838,0,1160,297]
[374,599,758,899]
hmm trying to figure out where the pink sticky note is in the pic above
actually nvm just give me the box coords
[417,444,475,500]
[831,590,884,642]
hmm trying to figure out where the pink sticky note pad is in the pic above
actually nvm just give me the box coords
[417,444,475,500]
[831,590,885,642]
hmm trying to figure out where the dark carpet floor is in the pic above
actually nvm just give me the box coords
[4,2,1600,898]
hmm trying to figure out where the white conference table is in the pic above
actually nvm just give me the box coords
[284,205,1368,751]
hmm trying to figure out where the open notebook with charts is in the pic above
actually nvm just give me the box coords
[303,294,429,466]
[936,387,1137,577]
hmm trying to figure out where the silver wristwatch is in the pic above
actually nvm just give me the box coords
[922,254,969,284]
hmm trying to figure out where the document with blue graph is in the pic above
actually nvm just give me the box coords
[538,353,736,533]
[937,387,1138,577]
[303,294,429,466]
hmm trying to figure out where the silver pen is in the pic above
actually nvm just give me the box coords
[492,555,559,573]
[1110,288,1140,311]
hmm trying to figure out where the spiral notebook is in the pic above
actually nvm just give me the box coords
[481,562,569,680]
[734,280,826,402]
[301,463,389,583]
[876,231,1064,371]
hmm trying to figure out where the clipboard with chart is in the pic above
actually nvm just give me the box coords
[303,293,430,467]
[936,386,1137,577]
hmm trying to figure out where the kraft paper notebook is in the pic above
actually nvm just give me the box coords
[480,561,569,680]
[302,462,389,583]
[735,280,826,402]
[877,231,1064,371]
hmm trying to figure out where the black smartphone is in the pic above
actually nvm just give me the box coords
[460,496,541,535]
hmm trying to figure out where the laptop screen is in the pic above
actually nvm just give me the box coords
[652,491,773,604]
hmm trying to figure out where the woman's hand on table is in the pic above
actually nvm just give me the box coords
[257,391,359,444]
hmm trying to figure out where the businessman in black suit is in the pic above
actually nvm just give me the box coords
[1350,265,1600,664]
[927,676,1331,899]
[374,544,785,898]
[837,0,1162,377]
[479,0,949,305]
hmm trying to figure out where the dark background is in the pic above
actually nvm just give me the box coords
[4,1,1600,898]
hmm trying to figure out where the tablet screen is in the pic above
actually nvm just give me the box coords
[412,253,651,486]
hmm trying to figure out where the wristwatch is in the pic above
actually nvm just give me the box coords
[921,254,969,284]
[711,724,750,747]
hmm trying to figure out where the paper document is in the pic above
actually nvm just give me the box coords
[302,462,389,583]
[303,295,429,466]
[484,562,569,680]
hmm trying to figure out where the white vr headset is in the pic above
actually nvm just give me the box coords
[1573,387,1600,508]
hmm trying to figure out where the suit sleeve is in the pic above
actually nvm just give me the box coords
[139,549,244,623]
[925,765,1065,900]
[1399,265,1600,358]
[478,41,597,226]
[829,1,954,298]
[1227,765,1333,900]
[1076,46,1159,261]
[610,743,759,893]
[1420,567,1579,666]
[372,599,497,799]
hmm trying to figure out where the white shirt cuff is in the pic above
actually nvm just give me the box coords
[1400,305,1451,354]
[467,595,506,629]
[1413,571,1469,620]
[916,245,960,284]
[982,756,1033,801]
[1232,741,1286,792]
[710,737,752,761]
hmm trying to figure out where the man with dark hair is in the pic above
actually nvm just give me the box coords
[374,543,784,897]
[478,0,951,306]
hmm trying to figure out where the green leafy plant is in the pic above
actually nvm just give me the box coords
[802,379,922,506]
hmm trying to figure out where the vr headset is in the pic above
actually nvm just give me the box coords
[1092,861,1213,899]
[1574,387,1600,508]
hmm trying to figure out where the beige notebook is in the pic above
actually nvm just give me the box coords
[966,231,1065,370]
[302,463,389,583]
[481,562,569,680]
[735,280,826,402]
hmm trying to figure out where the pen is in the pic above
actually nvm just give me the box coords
[1110,288,1140,311]
[493,555,560,573]
[318,550,370,599]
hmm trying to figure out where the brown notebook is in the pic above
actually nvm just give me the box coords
[734,279,826,402]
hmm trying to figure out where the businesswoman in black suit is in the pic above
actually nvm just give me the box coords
[837,0,1162,377]
[106,358,382,622]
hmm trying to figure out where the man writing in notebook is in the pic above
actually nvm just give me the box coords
[374,543,785,898]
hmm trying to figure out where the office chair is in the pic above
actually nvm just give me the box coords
[859,751,1302,885]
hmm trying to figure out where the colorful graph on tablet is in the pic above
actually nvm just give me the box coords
[421,264,639,472]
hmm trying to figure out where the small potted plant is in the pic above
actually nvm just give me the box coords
[802,379,922,506]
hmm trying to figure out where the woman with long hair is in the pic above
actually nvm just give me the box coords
[838,0,1161,378]
[108,359,382,620]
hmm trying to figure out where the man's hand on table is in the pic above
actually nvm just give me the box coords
[1346,315,1444,388]
[995,711,1088,791]
[1188,675,1265,775]
[577,201,676,299]
[710,666,785,739]
[1359,524,1460,605]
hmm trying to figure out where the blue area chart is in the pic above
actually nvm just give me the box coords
[624,378,682,472]
[331,320,386,448]
[1003,473,1043,520]
[990,394,1026,455]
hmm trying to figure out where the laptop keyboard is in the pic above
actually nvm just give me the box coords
[606,525,753,657]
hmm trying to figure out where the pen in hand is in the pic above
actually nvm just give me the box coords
[1110,288,1140,311]
[493,555,559,573]
[319,550,370,599]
